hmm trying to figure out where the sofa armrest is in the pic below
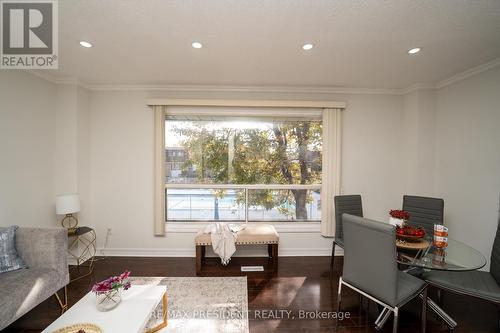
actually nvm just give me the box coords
[15,228,69,284]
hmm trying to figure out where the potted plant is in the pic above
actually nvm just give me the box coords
[92,270,131,311]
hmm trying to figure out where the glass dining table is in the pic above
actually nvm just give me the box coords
[375,237,487,330]
[397,237,487,272]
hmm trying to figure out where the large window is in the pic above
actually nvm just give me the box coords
[165,113,323,222]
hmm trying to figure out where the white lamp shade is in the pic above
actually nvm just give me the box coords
[56,193,81,215]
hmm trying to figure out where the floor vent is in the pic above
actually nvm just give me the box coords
[241,266,264,272]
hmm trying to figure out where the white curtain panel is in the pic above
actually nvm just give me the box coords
[321,108,343,237]
[153,105,166,236]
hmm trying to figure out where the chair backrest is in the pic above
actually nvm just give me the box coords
[342,214,398,306]
[402,195,444,235]
[334,195,363,242]
[490,203,500,285]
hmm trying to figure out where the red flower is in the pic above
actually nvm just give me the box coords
[92,270,132,295]
[119,270,131,280]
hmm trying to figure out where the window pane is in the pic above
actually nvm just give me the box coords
[248,189,321,221]
[166,189,245,221]
[165,118,322,185]
[165,115,324,222]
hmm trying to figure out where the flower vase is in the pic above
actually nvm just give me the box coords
[96,289,122,311]
[389,217,405,227]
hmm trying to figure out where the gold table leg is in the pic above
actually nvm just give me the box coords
[146,293,168,333]
[54,286,68,314]
[68,229,97,283]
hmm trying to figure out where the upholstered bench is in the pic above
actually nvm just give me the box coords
[195,224,279,274]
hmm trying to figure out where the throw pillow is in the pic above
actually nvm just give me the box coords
[0,226,27,273]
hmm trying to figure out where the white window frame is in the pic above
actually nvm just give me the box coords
[150,99,345,236]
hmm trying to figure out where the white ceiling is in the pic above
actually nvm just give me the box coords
[49,0,500,89]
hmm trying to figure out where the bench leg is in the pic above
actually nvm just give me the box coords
[196,245,204,275]
[269,244,278,273]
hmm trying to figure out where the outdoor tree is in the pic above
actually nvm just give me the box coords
[172,120,322,220]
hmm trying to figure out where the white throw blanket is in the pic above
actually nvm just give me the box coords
[203,222,244,265]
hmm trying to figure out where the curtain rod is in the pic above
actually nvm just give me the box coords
[146,98,346,109]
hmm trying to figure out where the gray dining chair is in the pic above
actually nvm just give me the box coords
[423,216,500,327]
[331,195,363,270]
[337,214,427,333]
[403,195,444,235]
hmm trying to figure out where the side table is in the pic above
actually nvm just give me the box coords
[68,226,96,283]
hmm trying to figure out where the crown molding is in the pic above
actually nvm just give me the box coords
[88,83,404,95]
[24,56,500,95]
[400,83,437,95]
[24,70,91,89]
[24,69,59,84]
[435,57,500,89]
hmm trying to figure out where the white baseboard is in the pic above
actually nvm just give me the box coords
[97,246,343,257]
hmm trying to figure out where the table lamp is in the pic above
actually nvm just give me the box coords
[56,193,81,232]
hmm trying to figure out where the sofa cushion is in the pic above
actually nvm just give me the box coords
[0,226,27,273]
[0,267,61,329]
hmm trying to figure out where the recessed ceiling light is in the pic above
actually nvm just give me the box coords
[191,42,203,49]
[302,43,314,50]
[79,41,93,48]
[408,47,421,54]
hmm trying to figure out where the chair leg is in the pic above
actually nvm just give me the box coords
[54,285,68,314]
[330,241,336,270]
[393,307,399,333]
[437,288,443,306]
[336,277,343,329]
[495,304,500,333]
[421,288,427,333]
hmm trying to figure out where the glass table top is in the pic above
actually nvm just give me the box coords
[397,237,487,271]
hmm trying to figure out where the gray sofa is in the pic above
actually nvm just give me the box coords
[0,228,69,330]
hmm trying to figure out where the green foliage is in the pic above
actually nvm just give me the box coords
[171,120,322,219]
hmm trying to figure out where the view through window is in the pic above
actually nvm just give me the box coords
[165,115,322,222]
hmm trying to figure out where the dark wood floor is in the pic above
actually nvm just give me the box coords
[3,256,498,332]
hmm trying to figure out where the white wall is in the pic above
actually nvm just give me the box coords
[402,89,436,195]
[4,66,498,262]
[88,90,404,256]
[0,73,91,230]
[435,66,500,269]
[341,94,405,219]
[77,86,91,228]
[0,71,57,227]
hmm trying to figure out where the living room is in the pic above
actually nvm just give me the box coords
[1,1,500,332]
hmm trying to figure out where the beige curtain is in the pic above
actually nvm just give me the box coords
[153,105,166,236]
[321,108,343,237]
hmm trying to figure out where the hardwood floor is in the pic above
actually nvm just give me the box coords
[3,256,498,332]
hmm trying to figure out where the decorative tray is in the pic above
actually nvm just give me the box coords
[396,238,430,250]
[396,233,425,242]
[52,323,102,333]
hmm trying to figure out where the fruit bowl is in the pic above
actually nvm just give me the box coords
[396,225,425,242]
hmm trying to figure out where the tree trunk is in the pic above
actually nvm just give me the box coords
[293,189,308,220]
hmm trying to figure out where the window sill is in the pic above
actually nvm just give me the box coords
[165,221,321,233]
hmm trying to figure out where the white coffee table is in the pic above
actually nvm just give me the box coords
[42,285,167,333]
